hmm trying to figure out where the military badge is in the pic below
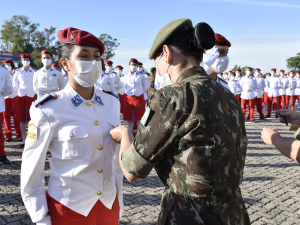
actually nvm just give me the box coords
[69,34,75,41]
[28,124,38,139]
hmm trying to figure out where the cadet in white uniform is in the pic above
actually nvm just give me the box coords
[263,73,270,112]
[103,60,123,95]
[33,50,65,98]
[266,69,281,118]
[279,70,288,110]
[0,65,13,164]
[137,62,150,108]
[228,72,241,97]
[21,27,123,225]
[239,67,257,122]
[295,72,300,108]
[13,53,37,147]
[253,69,265,119]
[235,69,242,105]
[286,71,297,110]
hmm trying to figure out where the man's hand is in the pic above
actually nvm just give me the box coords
[280,109,300,125]
[261,127,280,145]
[110,125,129,144]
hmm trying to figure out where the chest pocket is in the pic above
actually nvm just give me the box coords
[58,125,88,159]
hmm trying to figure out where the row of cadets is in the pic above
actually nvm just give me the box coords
[266,68,281,118]
[253,68,265,120]
[0,63,14,164]
[33,50,65,98]
[12,54,37,148]
[103,60,123,95]
[228,71,241,97]
[95,58,115,93]
[137,62,151,108]
[239,67,258,122]
[122,58,148,131]
[2,60,22,143]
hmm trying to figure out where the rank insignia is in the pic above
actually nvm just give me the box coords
[28,124,38,139]
[71,94,84,107]
[94,94,104,106]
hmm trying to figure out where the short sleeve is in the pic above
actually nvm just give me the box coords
[121,90,178,178]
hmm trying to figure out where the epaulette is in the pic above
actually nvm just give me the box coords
[219,77,228,84]
[33,93,58,107]
[102,90,119,99]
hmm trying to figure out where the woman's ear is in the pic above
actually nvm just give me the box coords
[60,58,69,72]
[163,45,172,64]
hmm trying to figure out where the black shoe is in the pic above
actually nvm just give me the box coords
[46,151,52,157]
[17,138,23,142]
[260,117,266,120]
[5,138,12,142]
[19,143,25,148]
[275,115,278,118]
[266,115,271,118]
[0,155,10,164]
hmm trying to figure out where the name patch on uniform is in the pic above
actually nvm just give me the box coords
[27,124,38,139]
[141,107,154,127]
[53,74,57,77]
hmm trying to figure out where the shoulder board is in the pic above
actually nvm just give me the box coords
[33,93,58,107]
[219,77,228,84]
[102,90,119,99]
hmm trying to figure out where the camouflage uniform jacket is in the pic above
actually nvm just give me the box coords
[148,72,156,97]
[122,66,250,225]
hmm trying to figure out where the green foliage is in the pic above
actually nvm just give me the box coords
[99,34,120,60]
[287,53,300,71]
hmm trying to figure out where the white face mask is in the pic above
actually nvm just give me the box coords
[236,72,240,77]
[246,71,252,76]
[66,59,102,87]
[211,55,229,74]
[5,65,12,72]
[224,75,228,79]
[42,58,52,67]
[116,69,122,75]
[271,71,276,76]
[230,76,235,81]
[130,65,137,72]
[156,55,172,88]
[290,74,294,78]
[106,66,112,72]
[137,67,143,72]
[297,74,300,78]
[22,60,30,67]
[255,72,259,77]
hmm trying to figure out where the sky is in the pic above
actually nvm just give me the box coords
[1,0,300,74]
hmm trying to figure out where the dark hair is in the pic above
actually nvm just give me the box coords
[2,62,15,69]
[154,22,215,64]
[58,42,74,72]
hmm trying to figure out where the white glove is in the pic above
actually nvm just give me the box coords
[200,63,212,75]
[36,215,52,225]
[202,46,220,67]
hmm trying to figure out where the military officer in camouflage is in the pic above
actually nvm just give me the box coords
[148,67,156,97]
[110,18,250,225]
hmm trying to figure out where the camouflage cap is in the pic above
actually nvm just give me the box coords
[150,67,156,73]
[148,18,193,60]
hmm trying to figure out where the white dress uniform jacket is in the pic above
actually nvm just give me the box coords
[21,83,124,223]
[295,78,300,95]
[33,67,65,98]
[264,77,269,94]
[235,77,242,94]
[267,76,281,97]
[118,75,125,95]
[4,71,18,99]
[254,76,266,98]
[141,73,150,101]
[228,79,241,96]
[286,78,297,96]
[217,77,230,90]
[105,72,123,94]
[95,72,116,93]
[13,67,36,97]
[239,76,258,100]
[123,72,148,97]
[0,66,13,113]
[279,77,289,96]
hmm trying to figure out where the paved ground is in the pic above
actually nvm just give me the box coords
[0,110,300,224]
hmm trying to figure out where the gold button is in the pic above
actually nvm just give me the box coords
[97,145,103,150]
[98,168,103,173]
[94,121,99,126]
[70,133,75,138]
[86,101,92,107]
[97,191,102,196]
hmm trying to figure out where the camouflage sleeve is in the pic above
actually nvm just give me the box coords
[122,90,177,178]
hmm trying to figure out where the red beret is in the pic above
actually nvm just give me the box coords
[246,67,252,70]
[290,70,294,73]
[280,69,284,72]
[220,73,223,75]
[266,73,271,75]
[229,71,235,75]
[13,67,18,70]
[57,27,105,56]
[41,50,53,57]
[271,68,276,71]
[137,62,143,66]
[116,65,123,70]
[105,60,113,65]
[130,58,138,64]
[297,71,300,73]
[236,69,241,72]
[20,53,31,58]
[52,63,60,69]
[215,33,231,47]
[255,68,260,71]
[3,59,14,64]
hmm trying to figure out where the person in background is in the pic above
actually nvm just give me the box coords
[295,71,300,109]
[254,68,265,120]
[95,59,116,93]
[240,67,257,122]
[3,59,22,143]
[116,65,125,124]
[266,68,281,118]
[263,73,270,112]
[235,69,242,105]
[0,64,13,164]
[33,50,65,98]
[122,58,148,131]
[228,71,241,99]
[286,70,296,110]
[104,60,123,95]
[148,67,157,97]
[137,62,150,108]
[52,63,60,69]
[13,53,37,148]
[279,69,288,110]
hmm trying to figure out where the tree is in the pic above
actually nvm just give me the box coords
[0,15,39,54]
[287,53,300,72]
[98,34,120,60]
